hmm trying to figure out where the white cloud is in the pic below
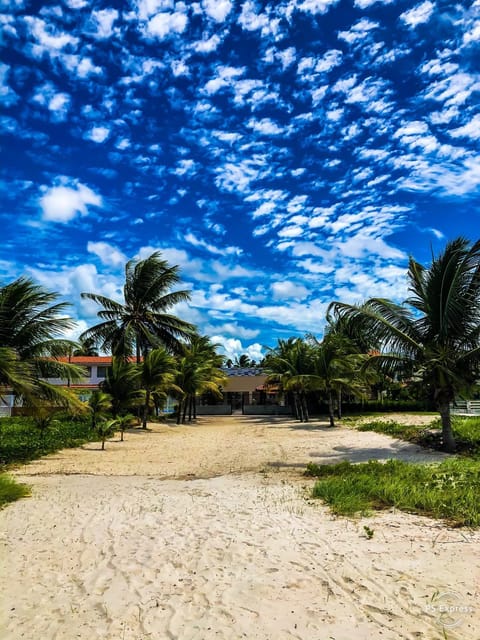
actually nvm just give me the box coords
[271,280,309,300]
[40,181,102,223]
[185,232,243,256]
[193,34,221,53]
[0,63,19,107]
[203,0,232,21]
[297,0,340,14]
[354,0,392,7]
[24,16,79,51]
[252,202,276,218]
[247,117,284,135]
[87,241,127,267]
[449,114,480,140]
[338,18,379,44]
[92,9,119,38]
[400,1,435,28]
[209,336,264,363]
[208,323,259,340]
[239,1,273,33]
[147,11,188,38]
[87,126,110,143]
[463,21,480,45]
[47,92,70,120]
[316,49,343,72]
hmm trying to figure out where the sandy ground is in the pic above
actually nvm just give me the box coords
[1,414,479,640]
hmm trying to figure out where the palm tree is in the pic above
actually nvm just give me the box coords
[96,418,117,451]
[236,354,252,367]
[328,237,480,451]
[115,413,138,442]
[0,347,35,401]
[73,338,99,357]
[101,357,142,417]
[88,390,112,431]
[307,334,367,427]
[175,335,226,424]
[0,277,85,409]
[80,252,195,362]
[138,348,178,429]
[264,338,315,422]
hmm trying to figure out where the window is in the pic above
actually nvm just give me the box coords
[97,366,108,378]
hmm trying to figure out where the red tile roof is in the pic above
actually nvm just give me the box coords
[57,356,112,364]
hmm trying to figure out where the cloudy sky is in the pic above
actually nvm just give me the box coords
[1,0,479,361]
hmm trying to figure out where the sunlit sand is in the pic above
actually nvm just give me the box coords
[1,415,478,639]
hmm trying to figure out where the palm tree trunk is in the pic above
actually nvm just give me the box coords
[101,438,105,451]
[337,389,342,419]
[293,393,300,420]
[438,400,456,452]
[294,392,303,422]
[328,390,335,427]
[176,399,182,425]
[182,396,188,423]
[142,390,150,429]
[301,393,309,422]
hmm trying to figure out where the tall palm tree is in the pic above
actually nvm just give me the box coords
[328,237,480,451]
[138,348,178,429]
[0,277,84,408]
[80,252,195,362]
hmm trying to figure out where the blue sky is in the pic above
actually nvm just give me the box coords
[1,0,480,361]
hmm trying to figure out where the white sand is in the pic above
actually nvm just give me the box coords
[1,415,479,639]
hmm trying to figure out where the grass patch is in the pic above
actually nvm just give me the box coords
[0,415,99,467]
[305,458,480,527]
[0,474,31,507]
[354,416,480,456]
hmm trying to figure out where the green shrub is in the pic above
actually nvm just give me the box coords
[354,416,480,455]
[0,415,97,466]
[0,474,30,507]
[306,458,480,527]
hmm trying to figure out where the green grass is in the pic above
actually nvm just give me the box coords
[0,415,99,467]
[354,415,480,455]
[306,458,480,527]
[0,473,31,507]
[0,414,105,508]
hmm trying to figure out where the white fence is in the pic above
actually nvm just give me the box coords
[0,406,11,417]
[450,400,480,415]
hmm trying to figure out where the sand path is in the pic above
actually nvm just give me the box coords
[1,414,479,639]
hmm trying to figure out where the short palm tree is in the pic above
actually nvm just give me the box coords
[101,357,142,417]
[88,390,112,431]
[96,418,117,451]
[328,237,480,451]
[80,252,195,362]
[138,348,178,429]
